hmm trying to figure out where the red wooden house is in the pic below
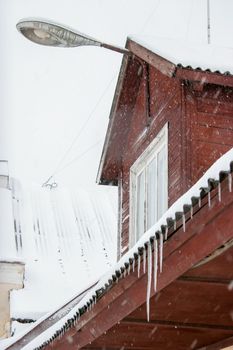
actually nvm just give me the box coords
[6,37,233,350]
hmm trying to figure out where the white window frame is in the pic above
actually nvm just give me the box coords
[129,123,168,247]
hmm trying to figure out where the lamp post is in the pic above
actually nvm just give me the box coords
[16,18,130,55]
[16,18,131,188]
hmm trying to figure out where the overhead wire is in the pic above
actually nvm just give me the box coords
[42,1,163,187]
[185,0,194,43]
[138,0,161,34]
[55,138,103,175]
[42,72,117,186]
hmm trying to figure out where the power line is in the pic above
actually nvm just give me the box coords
[207,0,211,44]
[42,73,117,186]
[185,0,194,43]
[139,0,161,34]
[42,1,163,187]
[55,139,103,175]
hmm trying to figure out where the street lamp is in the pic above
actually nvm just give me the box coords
[16,18,130,55]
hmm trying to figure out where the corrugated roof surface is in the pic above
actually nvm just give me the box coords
[0,179,117,322]
[129,36,233,76]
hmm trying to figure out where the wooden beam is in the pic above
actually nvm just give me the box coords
[52,175,233,349]
[83,348,162,350]
[176,67,233,88]
[83,348,156,350]
[121,318,233,332]
[127,39,176,78]
[98,54,142,184]
[178,275,232,285]
[198,335,233,350]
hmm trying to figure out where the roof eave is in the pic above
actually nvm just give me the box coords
[50,170,233,349]
[96,53,130,186]
[127,37,176,78]
[175,66,233,88]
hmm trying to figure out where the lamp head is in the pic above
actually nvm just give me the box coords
[16,18,101,48]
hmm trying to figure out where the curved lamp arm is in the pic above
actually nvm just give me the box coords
[16,18,130,55]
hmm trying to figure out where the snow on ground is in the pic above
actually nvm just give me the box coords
[130,36,233,74]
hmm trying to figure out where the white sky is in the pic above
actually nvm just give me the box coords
[1,0,233,188]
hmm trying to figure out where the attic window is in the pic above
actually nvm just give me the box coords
[130,124,168,245]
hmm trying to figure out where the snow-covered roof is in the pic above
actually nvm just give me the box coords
[0,180,117,324]
[4,147,233,350]
[129,36,233,75]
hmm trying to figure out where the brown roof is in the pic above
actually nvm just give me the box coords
[6,155,233,350]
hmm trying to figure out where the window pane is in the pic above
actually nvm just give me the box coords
[157,145,167,218]
[136,171,145,240]
[147,157,157,229]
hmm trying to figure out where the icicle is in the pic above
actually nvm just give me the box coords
[173,220,176,231]
[218,182,221,202]
[208,191,211,207]
[127,263,131,275]
[165,226,168,240]
[143,248,147,274]
[182,214,186,232]
[132,259,135,273]
[198,197,201,208]
[153,239,158,292]
[228,173,232,192]
[159,233,163,273]
[146,242,152,322]
[138,254,141,278]
[190,205,193,219]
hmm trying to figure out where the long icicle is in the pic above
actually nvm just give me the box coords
[218,182,221,202]
[182,214,186,232]
[190,205,193,219]
[128,263,131,275]
[208,191,211,207]
[165,226,168,240]
[159,232,164,273]
[228,173,232,192]
[198,197,201,208]
[153,238,158,292]
[143,247,147,274]
[138,254,141,278]
[146,242,152,322]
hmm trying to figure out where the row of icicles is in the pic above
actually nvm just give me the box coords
[36,172,232,349]
[120,173,232,323]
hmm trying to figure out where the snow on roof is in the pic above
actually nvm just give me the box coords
[0,180,117,324]
[129,36,233,75]
[5,147,233,350]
